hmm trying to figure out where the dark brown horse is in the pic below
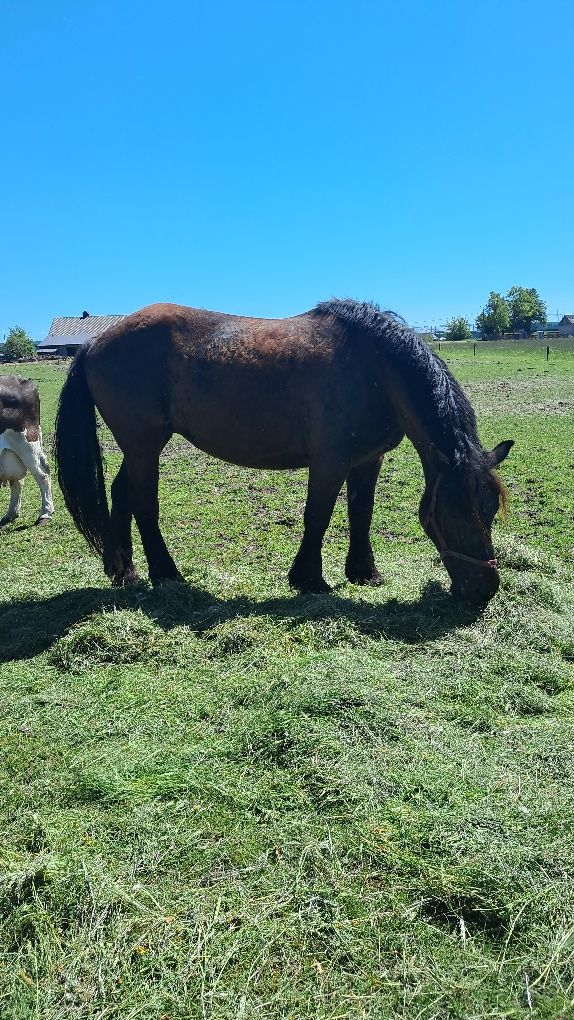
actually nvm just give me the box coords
[54,299,513,603]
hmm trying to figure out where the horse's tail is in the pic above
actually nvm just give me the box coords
[54,344,111,560]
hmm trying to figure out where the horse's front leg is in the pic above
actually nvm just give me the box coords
[288,461,348,593]
[345,454,384,585]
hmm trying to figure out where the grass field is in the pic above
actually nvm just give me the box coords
[1,340,573,1019]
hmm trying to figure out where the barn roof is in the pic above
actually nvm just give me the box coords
[39,314,127,347]
[559,315,574,324]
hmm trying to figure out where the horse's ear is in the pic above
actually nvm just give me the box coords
[489,440,514,466]
[429,442,450,468]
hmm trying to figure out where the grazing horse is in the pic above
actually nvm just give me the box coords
[54,299,513,603]
[0,375,54,526]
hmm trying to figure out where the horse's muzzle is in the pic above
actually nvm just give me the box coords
[450,568,500,604]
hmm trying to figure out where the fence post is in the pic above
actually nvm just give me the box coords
[473,343,476,356]
[546,345,550,361]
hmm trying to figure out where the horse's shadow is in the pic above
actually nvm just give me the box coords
[0,578,484,663]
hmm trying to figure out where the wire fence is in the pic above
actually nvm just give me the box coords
[428,336,574,357]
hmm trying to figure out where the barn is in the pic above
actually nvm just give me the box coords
[38,311,127,357]
[558,315,574,337]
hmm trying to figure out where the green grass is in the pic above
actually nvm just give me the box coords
[1,348,573,1019]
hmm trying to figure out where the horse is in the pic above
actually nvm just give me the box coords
[54,299,513,603]
[0,375,54,526]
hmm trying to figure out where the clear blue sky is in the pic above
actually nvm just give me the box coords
[1,0,572,340]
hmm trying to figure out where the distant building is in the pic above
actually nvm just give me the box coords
[530,320,560,337]
[558,315,574,337]
[39,311,127,356]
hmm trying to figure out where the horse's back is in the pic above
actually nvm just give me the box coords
[83,304,346,466]
[89,302,338,358]
[82,302,389,469]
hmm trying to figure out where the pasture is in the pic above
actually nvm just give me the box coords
[1,339,573,1019]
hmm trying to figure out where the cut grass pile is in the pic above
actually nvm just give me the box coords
[0,346,573,1019]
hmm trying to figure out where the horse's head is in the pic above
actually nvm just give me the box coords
[420,440,514,604]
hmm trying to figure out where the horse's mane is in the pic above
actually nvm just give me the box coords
[314,298,487,471]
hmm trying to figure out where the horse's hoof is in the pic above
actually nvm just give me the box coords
[0,515,17,527]
[150,572,185,587]
[289,574,331,594]
[112,568,140,588]
[346,570,384,586]
[35,515,52,526]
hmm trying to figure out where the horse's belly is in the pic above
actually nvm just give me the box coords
[176,398,310,469]
[189,432,308,470]
[0,448,26,482]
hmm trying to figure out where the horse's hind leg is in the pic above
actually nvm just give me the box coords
[0,479,24,526]
[106,461,139,586]
[122,449,182,586]
[345,455,384,585]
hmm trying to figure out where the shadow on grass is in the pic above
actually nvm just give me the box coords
[0,578,484,662]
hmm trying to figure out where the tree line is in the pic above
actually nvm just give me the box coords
[444,287,547,341]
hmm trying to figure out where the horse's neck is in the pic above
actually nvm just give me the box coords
[385,373,450,483]
[404,419,442,485]
[369,337,464,478]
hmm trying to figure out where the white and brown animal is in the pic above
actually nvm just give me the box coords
[0,376,54,526]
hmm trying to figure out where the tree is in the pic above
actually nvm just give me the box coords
[445,316,472,341]
[505,286,546,334]
[3,326,36,360]
[476,292,510,338]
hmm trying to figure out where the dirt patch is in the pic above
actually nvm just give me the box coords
[467,378,574,416]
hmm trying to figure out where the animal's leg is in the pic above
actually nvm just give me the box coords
[106,460,139,586]
[5,430,53,524]
[0,479,24,526]
[345,455,384,585]
[122,452,181,586]
[288,462,348,593]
